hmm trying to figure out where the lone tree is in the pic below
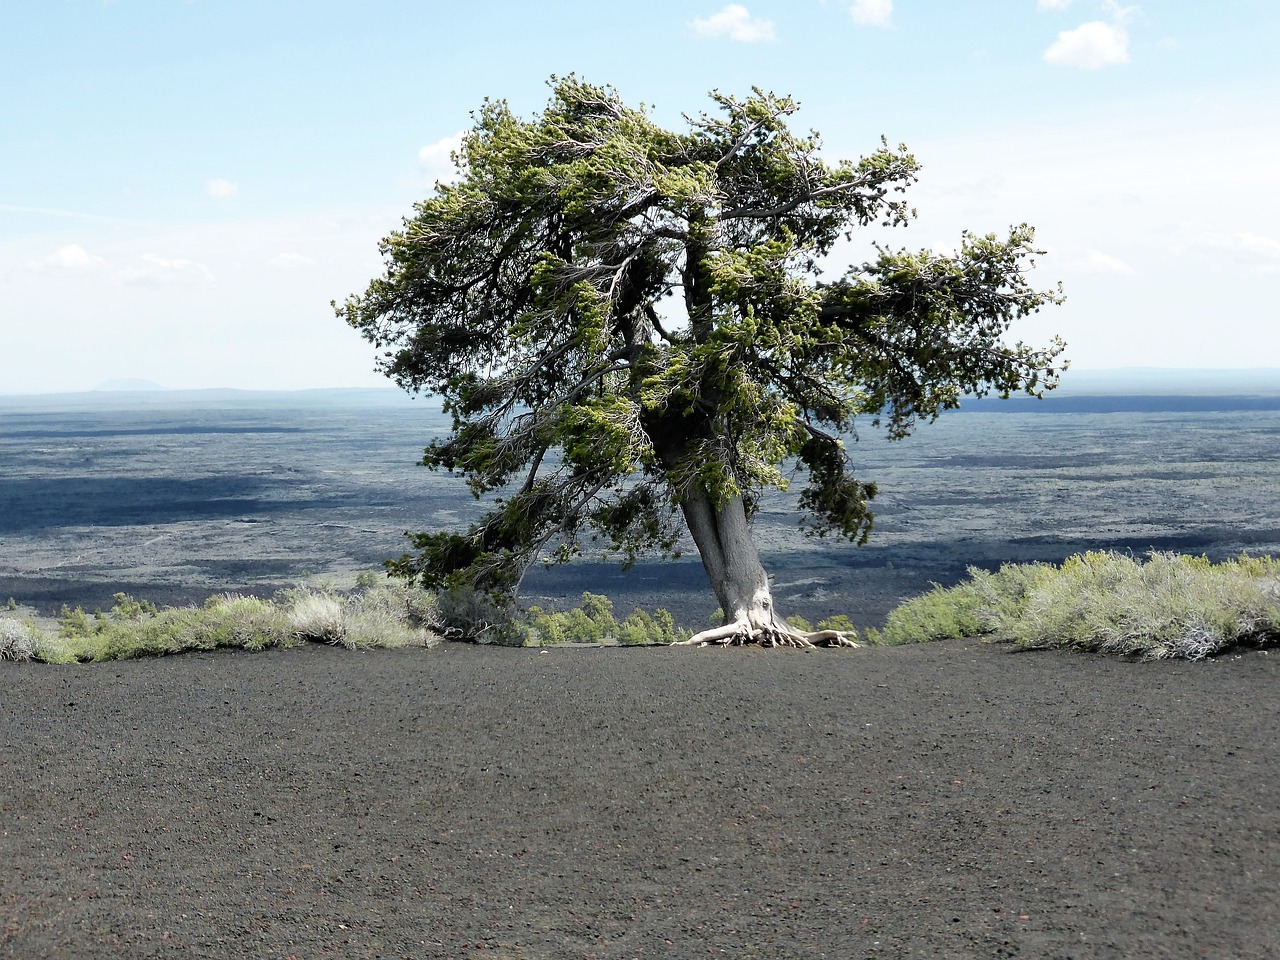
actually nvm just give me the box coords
[337,77,1065,647]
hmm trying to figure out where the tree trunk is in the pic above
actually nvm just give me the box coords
[677,490,859,648]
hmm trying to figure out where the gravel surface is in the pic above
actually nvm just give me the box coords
[3,640,1277,959]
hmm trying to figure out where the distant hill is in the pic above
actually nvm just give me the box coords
[1054,368,1280,396]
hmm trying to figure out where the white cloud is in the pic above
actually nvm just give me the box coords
[206,178,239,198]
[1043,19,1130,68]
[31,244,104,271]
[118,254,213,287]
[1234,232,1280,259]
[691,4,777,42]
[418,131,466,185]
[268,251,316,270]
[849,0,893,27]
[1075,248,1135,275]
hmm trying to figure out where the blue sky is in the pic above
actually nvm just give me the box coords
[3,1,1278,393]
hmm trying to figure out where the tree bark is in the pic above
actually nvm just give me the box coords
[677,490,859,648]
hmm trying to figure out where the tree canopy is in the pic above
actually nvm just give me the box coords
[337,77,1065,646]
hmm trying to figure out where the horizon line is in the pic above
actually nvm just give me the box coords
[4,367,1280,401]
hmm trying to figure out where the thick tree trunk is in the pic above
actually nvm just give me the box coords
[677,490,859,648]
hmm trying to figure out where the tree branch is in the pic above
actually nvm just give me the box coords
[717,179,877,222]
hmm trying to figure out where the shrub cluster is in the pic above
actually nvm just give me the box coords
[875,551,1280,660]
[428,588,688,646]
[0,582,690,661]
[431,586,530,646]
[524,592,686,646]
[3,583,442,664]
[0,618,39,662]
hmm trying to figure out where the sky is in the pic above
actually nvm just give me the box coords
[2,0,1279,394]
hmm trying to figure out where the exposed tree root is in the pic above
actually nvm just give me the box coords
[678,620,861,649]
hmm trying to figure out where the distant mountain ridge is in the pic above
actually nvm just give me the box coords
[1052,368,1280,396]
[0,386,427,411]
[3,369,1279,404]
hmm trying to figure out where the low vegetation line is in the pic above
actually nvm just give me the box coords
[0,581,690,663]
[871,551,1280,660]
[5,552,1278,663]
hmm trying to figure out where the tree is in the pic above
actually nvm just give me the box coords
[336,77,1065,647]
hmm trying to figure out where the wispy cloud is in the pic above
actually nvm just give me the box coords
[1075,248,1135,275]
[268,251,316,270]
[29,244,105,271]
[849,0,893,27]
[118,253,213,287]
[691,4,777,42]
[206,178,239,198]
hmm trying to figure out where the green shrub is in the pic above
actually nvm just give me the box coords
[616,606,684,645]
[41,597,290,662]
[342,580,441,649]
[57,605,94,638]
[434,586,529,645]
[878,581,986,645]
[275,584,442,650]
[110,592,158,620]
[816,614,857,634]
[879,551,1280,660]
[525,592,687,646]
[354,570,382,590]
[4,581,693,660]
[9,582,443,663]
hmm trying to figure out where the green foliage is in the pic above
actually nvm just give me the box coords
[338,76,1065,598]
[524,592,687,646]
[880,552,1280,660]
[5,597,17,611]
[110,592,158,620]
[354,570,381,590]
[11,582,443,663]
[57,605,94,638]
[616,607,683,646]
[878,582,986,645]
[816,614,857,634]
[6,582,718,662]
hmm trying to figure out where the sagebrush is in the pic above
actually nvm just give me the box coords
[876,551,1280,659]
[0,582,693,660]
[3,583,443,663]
